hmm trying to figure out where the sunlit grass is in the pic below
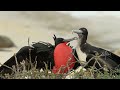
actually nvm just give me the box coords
[1,56,120,79]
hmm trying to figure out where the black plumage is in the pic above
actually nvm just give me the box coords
[0,35,80,76]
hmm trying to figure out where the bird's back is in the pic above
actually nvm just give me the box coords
[83,43,120,70]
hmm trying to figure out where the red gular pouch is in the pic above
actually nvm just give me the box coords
[52,42,76,74]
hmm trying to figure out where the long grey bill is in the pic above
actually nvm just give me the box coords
[72,30,83,34]
[63,37,78,42]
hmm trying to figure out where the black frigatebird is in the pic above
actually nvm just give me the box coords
[0,35,79,76]
[52,35,77,74]
[72,27,120,72]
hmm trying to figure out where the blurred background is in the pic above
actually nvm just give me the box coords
[0,11,120,64]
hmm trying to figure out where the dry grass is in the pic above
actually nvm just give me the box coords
[1,53,120,79]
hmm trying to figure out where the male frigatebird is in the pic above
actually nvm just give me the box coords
[0,35,79,77]
[72,27,120,72]
[52,35,77,74]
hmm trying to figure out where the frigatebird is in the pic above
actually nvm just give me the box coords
[0,35,80,77]
[52,36,77,74]
[72,27,120,72]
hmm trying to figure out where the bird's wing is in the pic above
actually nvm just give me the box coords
[86,44,120,69]
[32,41,55,53]
[99,48,120,69]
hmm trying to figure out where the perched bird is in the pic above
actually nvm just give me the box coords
[0,35,79,77]
[52,35,77,74]
[72,27,120,72]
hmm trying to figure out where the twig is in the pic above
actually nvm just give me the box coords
[0,63,14,72]
[14,53,19,72]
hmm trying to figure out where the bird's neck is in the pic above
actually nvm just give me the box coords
[63,42,68,45]
[76,37,87,53]
[78,39,86,47]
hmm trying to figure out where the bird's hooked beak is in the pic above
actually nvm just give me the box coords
[72,29,83,34]
[63,37,78,42]
[72,29,83,38]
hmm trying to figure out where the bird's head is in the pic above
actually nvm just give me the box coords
[72,28,88,38]
[72,27,88,45]
[53,34,78,47]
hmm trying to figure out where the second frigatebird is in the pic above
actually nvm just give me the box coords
[72,27,120,72]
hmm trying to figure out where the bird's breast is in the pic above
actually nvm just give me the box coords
[76,45,87,64]
[53,43,75,73]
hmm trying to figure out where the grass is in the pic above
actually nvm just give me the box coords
[1,64,120,79]
[0,60,66,79]
[1,55,120,79]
